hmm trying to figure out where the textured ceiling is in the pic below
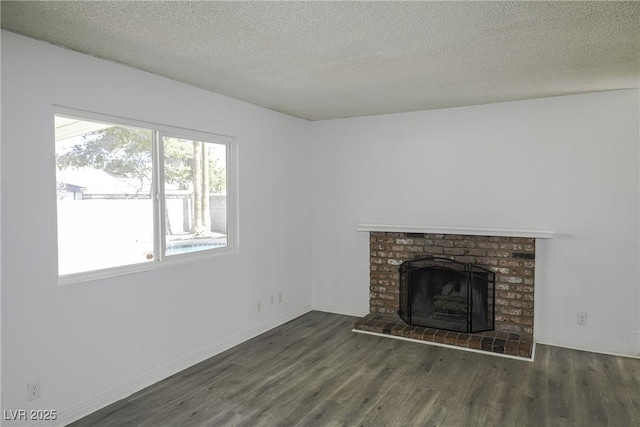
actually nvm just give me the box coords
[2,1,639,120]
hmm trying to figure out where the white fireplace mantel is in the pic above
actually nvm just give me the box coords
[356,224,557,239]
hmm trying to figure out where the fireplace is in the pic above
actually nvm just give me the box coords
[399,256,495,333]
[352,228,554,358]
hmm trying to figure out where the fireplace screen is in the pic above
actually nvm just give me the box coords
[399,256,495,333]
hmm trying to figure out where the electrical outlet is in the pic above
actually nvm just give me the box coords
[577,312,588,325]
[27,380,41,401]
[257,301,262,312]
[278,292,283,303]
[271,295,274,306]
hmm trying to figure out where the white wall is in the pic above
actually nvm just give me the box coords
[1,32,312,425]
[310,89,640,357]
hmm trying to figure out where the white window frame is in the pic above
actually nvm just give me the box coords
[54,106,239,285]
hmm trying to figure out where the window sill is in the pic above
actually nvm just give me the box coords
[57,246,238,286]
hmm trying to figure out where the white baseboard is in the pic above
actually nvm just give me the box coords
[311,303,368,318]
[53,304,312,427]
[535,331,640,359]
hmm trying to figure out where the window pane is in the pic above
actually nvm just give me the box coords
[55,116,154,275]
[162,137,227,256]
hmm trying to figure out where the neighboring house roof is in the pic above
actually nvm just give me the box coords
[56,167,188,195]
[62,183,86,192]
[57,167,146,195]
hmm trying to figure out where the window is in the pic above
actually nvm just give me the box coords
[54,108,236,281]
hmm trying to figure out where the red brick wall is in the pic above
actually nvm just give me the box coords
[369,232,535,337]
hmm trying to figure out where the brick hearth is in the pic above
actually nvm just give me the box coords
[354,313,534,358]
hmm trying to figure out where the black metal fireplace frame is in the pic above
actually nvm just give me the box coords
[399,256,495,333]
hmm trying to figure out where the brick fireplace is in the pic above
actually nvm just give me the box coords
[353,227,553,359]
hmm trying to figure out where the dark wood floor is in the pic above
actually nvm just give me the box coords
[70,311,640,427]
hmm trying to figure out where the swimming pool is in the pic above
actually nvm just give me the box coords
[166,242,225,255]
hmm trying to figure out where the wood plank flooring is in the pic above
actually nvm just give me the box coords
[70,311,640,427]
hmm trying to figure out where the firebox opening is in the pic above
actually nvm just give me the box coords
[399,256,495,333]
